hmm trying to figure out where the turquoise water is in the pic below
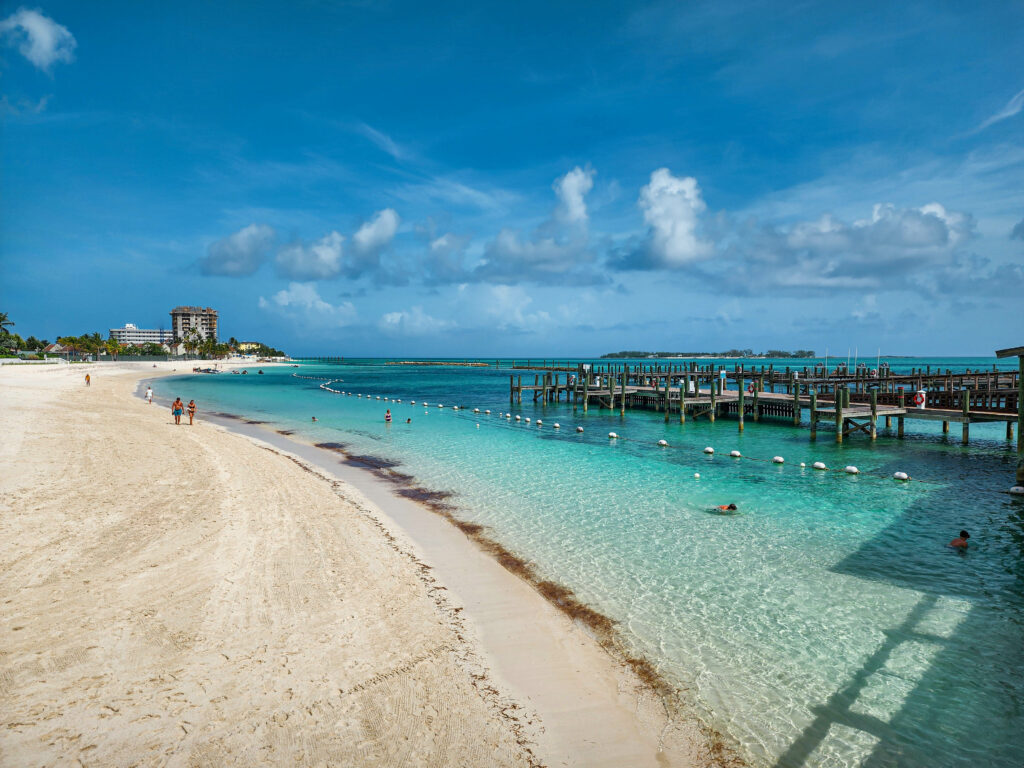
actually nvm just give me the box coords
[160,358,1024,767]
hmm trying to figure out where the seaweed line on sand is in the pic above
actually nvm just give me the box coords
[300,440,745,766]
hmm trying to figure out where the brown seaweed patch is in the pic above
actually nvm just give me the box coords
[244,419,268,425]
[213,411,243,420]
[343,454,403,470]
[397,487,457,513]
[276,429,296,435]
[314,441,349,453]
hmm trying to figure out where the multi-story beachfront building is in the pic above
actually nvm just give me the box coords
[170,306,218,341]
[109,323,175,346]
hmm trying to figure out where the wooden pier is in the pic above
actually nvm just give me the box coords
[508,360,1021,453]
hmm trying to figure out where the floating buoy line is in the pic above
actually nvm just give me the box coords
[306,380,945,486]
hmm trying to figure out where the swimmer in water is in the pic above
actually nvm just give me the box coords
[312,416,318,422]
[950,530,970,550]
[406,418,411,424]
[719,504,738,511]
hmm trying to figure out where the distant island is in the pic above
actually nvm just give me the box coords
[601,349,816,359]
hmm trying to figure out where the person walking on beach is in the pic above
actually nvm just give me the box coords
[385,409,392,424]
[171,397,185,425]
[85,373,90,386]
[145,386,153,405]
[187,399,197,425]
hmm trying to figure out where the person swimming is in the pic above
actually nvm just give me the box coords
[719,504,738,511]
[311,416,318,422]
[950,530,970,549]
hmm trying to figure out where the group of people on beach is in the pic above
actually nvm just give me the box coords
[144,384,196,425]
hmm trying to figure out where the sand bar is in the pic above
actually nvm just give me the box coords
[0,362,720,767]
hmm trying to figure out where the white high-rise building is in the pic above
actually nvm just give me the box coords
[109,323,174,346]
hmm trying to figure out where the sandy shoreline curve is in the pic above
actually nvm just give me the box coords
[1,361,729,767]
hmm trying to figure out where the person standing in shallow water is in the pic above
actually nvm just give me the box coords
[171,397,184,425]
[950,530,970,550]
[385,409,392,424]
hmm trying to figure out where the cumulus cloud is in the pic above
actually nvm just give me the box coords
[423,233,472,284]
[713,201,975,295]
[554,166,595,225]
[378,305,455,336]
[976,87,1024,133]
[1011,217,1024,241]
[468,167,604,285]
[639,168,712,267]
[275,231,345,280]
[258,282,357,326]
[0,8,76,71]
[200,223,276,276]
[353,208,399,253]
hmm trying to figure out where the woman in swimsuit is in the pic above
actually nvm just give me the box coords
[187,400,197,425]
[171,397,184,425]
[385,409,392,424]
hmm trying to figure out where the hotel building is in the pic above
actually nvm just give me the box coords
[170,306,219,341]
[109,323,175,346]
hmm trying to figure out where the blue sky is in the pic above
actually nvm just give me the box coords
[1,1,1022,356]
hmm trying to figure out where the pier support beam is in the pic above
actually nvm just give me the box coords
[809,391,818,440]
[738,377,745,432]
[793,383,801,426]
[898,391,905,438]
[870,390,878,440]
[679,379,686,424]
[709,379,716,422]
[835,389,844,443]
[962,387,970,445]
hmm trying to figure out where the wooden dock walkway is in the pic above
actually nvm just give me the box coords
[507,359,1020,451]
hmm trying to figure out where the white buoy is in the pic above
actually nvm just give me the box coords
[515,415,521,421]
[800,462,806,467]
[553,423,560,429]
[694,473,700,479]
[703,447,714,454]
[485,410,491,414]
[473,408,480,413]
[893,471,909,481]
[1009,486,1024,495]
[658,439,669,447]
[609,432,619,439]
[813,461,827,470]
[438,404,444,408]
[453,406,459,410]
[844,466,860,474]
[730,450,741,458]
[376,396,380,399]
[536,420,542,425]
[411,401,416,405]
[576,426,584,432]
[772,456,785,464]
[397,399,401,402]
[476,424,480,428]
[507,414,511,419]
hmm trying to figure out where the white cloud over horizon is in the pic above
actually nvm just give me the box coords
[554,166,595,225]
[276,231,346,280]
[638,168,713,267]
[0,7,76,72]
[201,223,276,276]
[258,282,357,326]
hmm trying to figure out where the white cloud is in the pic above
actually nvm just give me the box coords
[353,208,399,253]
[976,87,1024,133]
[258,282,357,326]
[356,123,411,161]
[275,231,345,280]
[638,168,713,266]
[201,223,276,276]
[0,8,76,71]
[378,306,454,336]
[554,166,595,225]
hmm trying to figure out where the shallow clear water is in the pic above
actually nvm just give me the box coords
[160,357,1024,767]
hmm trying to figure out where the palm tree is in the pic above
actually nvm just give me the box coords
[105,337,122,360]
[0,312,13,334]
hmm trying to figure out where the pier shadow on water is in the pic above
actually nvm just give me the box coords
[772,483,1024,767]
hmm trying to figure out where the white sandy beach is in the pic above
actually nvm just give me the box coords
[0,361,722,767]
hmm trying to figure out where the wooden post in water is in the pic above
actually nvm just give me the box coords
[961,386,970,445]
[810,390,818,440]
[709,377,717,422]
[870,389,878,440]
[509,375,514,405]
[793,380,801,425]
[898,390,905,438]
[517,375,523,404]
[753,380,760,422]
[608,372,615,412]
[679,378,686,424]
[835,387,845,443]
[582,372,589,413]
[738,375,745,432]
[620,372,626,416]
